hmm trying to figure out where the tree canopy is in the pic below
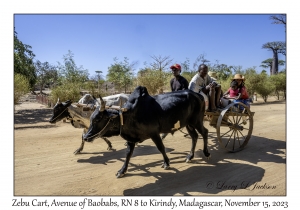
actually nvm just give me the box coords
[35,60,58,93]
[149,55,173,71]
[262,41,286,75]
[270,14,286,28]
[260,58,285,75]
[106,57,135,93]
[137,68,171,95]
[57,50,89,84]
[14,30,37,89]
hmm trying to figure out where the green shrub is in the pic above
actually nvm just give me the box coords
[50,82,83,104]
[137,69,171,95]
[255,76,275,102]
[219,77,232,94]
[14,73,30,105]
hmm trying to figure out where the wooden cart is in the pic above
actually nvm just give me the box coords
[204,102,255,152]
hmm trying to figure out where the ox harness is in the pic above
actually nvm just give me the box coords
[105,105,128,135]
[85,105,128,141]
[51,106,70,122]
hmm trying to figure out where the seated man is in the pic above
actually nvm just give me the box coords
[188,64,221,111]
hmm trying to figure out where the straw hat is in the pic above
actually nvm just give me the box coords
[207,71,217,80]
[208,71,217,78]
[231,74,244,80]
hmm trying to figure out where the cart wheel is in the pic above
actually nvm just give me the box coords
[216,102,253,152]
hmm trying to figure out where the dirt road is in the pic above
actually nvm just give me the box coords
[14,98,286,196]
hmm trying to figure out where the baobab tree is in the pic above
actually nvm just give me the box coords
[262,41,286,75]
[270,14,286,29]
[260,58,285,75]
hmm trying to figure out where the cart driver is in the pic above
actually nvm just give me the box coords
[188,64,221,111]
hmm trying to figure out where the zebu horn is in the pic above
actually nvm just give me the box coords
[91,95,100,107]
[99,95,106,112]
[57,98,61,104]
[94,99,100,107]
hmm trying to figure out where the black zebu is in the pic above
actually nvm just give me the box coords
[49,94,129,154]
[83,86,210,178]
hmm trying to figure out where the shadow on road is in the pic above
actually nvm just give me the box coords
[77,144,175,166]
[207,131,286,165]
[14,109,53,125]
[76,132,284,196]
[123,162,265,195]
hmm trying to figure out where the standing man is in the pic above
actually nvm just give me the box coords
[161,64,189,140]
[170,64,189,91]
[188,64,221,111]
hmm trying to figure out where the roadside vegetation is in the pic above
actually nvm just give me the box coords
[14,73,30,105]
[14,15,286,105]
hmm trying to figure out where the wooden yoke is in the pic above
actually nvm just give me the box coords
[75,103,127,126]
[75,103,127,112]
[75,103,95,108]
[105,105,127,126]
[105,105,127,112]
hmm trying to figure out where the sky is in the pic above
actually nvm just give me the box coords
[14,14,286,79]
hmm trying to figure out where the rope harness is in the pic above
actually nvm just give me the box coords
[85,117,114,140]
[86,105,127,141]
[50,106,69,122]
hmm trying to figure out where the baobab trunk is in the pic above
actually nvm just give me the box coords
[271,49,279,75]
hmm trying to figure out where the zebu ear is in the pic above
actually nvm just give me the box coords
[98,94,106,112]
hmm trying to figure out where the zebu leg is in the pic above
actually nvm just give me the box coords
[195,121,210,159]
[102,137,113,150]
[151,134,170,169]
[74,129,86,155]
[185,125,198,162]
[160,133,168,140]
[116,141,135,178]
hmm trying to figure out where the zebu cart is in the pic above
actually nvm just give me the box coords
[73,93,254,153]
[204,101,255,152]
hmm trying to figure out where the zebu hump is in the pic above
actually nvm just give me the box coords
[98,93,130,107]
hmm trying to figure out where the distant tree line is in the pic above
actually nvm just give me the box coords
[14,15,286,105]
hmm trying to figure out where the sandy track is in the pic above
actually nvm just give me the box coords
[14,99,286,196]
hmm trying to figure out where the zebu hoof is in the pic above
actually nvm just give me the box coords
[161,163,170,170]
[204,152,211,160]
[116,172,125,178]
[185,154,194,163]
[107,146,113,151]
[116,171,126,178]
[205,154,211,160]
[74,149,82,155]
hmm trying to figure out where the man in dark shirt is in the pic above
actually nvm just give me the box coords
[161,64,189,140]
[170,64,189,92]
